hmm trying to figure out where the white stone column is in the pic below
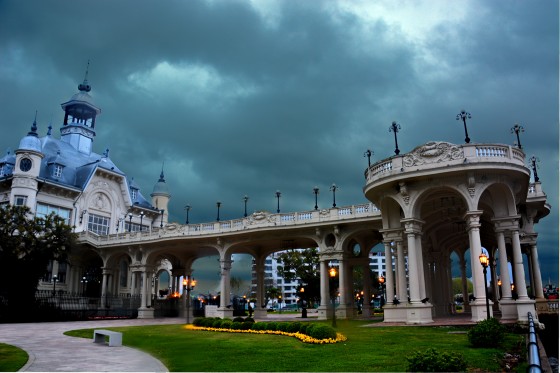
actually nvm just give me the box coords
[405,229,421,303]
[496,231,512,299]
[338,259,347,307]
[415,234,427,300]
[101,268,109,308]
[254,256,267,319]
[383,241,395,302]
[530,245,545,299]
[141,270,148,308]
[511,229,529,300]
[460,255,470,312]
[465,211,492,321]
[361,261,371,317]
[396,241,407,301]
[219,259,232,308]
[317,259,330,320]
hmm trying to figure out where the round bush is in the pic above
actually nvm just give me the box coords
[266,322,278,331]
[211,319,223,328]
[277,322,290,332]
[308,324,336,340]
[241,321,253,330]
[230,321,243,330]
[201,318,216,327]
[467,318,506,348]
[299,323,312,335]
[221,320,233,329]
[406,348,467,372]
[232,316,245,323]
[286,322,302,333]
[252,322,267,331]
[244,317,255,323]
[192,317,204,326]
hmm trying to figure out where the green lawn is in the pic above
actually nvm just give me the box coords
[64,320,526,372]
[0,343,28,372]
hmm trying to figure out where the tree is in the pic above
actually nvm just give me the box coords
[0,205,76,320]
[276,248,320,306]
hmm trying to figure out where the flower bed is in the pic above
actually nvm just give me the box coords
[187,318,347,344]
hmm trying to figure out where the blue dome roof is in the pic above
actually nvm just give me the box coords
[18,120,42,153]
[152,170,170,196]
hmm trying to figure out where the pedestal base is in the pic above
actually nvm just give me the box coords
[137,307,155,319]
[469,299,494,322]
[514,298,537,323]
[216,307,234,319]
[382,303,433,324]
[253,307,268,319]
[498,298,518,320]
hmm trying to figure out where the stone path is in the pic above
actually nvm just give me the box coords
[0,318,182,372]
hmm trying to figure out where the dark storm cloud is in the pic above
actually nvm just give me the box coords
[0,0,557,289]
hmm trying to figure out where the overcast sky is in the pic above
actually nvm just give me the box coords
[0,0,558,293]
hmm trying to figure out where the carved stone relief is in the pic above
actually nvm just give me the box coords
[403,142,464,167]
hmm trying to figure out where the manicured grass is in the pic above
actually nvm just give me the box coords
[65,320,526,372]
[0,343,28,372]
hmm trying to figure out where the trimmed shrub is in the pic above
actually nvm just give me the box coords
[266,322,278,331]
[241,321,253,330]
[192,317,205,326]
[252,322,267,331]
[244,317,255,323]
[230,321,243,330]
[220,320,233,329]
[467,317,506,348]
[211,319,223,328]
[406,348,468,372]
[201,318,216,327]
[286,322,302,333]
[299,323,312,336]
[232,316,245,323]
[307,324,336,340]
[277,322,290,332]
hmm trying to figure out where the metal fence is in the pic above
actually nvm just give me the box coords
[32,290,141,321]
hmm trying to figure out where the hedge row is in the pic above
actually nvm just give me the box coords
[192,317,336,340]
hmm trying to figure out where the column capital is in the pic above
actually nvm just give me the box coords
[491,215,521,232]
[220,259,233,271]
[379,228,404,243]
[401,218,424,234]
[463,210,483,229]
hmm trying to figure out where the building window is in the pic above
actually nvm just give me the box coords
[88,213,110,235]
[53,164,63,178]
[124,222,143,232]
[130,188,137,201]
[14,195,27,206]
[36,203,71,225]
[119,259,128,287]
[0,164,5,177]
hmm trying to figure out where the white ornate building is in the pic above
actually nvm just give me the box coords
[1,73,550,324]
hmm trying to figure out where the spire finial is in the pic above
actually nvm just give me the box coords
[78,60,91,92]
[103,147,110,157]
[47,124,52,136]
[159,161,165,182]
[28,111,38,137]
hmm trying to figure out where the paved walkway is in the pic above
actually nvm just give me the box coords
[0,318,182,372]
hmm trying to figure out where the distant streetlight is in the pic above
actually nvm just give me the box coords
[243,195,249,217]
[511,124,525,149]
[299,286,307,318]
[183,276,197,324]
[329,266,338,327]
[81,276,88,296]
[378,274,386,304]
[389,121,401,155]
[456,110,472,144]
[52,274,58,296]
[312,186,319,210]
[329,184,338,207]
[479,251,491,319]
[216,202,221,222]
[128,213,133,232]
[160,209,164,228]
[529,156,540,182]
[139,211,145,231]
[275,190,281,213]
[364,149,373,167]
[184,205,191,224]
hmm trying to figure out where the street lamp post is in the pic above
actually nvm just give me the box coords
[364,149,373,167]
[299,286,307,318]
[511,124,525,149]
[456,110,472,144]
[479,251,491,319]
[52,274,58,296]
[243,195,249,217]
[275,190,281,213]
[378,274,385,305]
[216,201,221,222]
[389,121,401,155]
[329,266,337,327]
[139,211,144,231]
[183,276,197,324]
[530,156,540,182]
[329,184,338,208]
[184,204,191,224]
[313,186,319,210]
[81,276,88,296]
[128,213,133,232]
[160,209,164,228]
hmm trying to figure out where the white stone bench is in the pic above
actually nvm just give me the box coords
[93,329,122,347]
